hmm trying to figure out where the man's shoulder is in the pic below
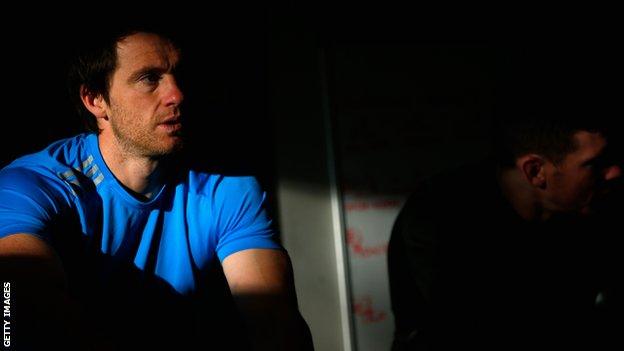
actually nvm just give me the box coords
[403,158,499,213]
[0,134,94,197]
[184,168,262,198]
[0,162,75,234]
[0,166,63,201]
[2,134,91,174]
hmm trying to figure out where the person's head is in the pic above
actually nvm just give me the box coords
[495,98,622,217]
[493,44,624,218]
[68,25,185,157]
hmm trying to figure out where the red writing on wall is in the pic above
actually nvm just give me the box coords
[346,228,388,258]
[353,295,387,323]
[345,199,401,212]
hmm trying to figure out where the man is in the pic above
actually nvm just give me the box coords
[0,25,313,350]
[388,94,623,350]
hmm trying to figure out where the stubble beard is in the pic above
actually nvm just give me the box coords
[110,106,184,159]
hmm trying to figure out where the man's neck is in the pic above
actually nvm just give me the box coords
[497,166,552,222]
[98,133,164,200]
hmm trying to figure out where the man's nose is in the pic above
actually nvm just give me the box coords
[604,164,622,181]
[163,75,184,106]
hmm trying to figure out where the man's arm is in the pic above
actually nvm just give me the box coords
[222,248,314,350]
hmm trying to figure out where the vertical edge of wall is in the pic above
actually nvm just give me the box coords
[270,23,352,351]
[320,47,355,351]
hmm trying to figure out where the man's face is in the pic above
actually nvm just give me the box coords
[104,32,184,157]
[545,131,622,216]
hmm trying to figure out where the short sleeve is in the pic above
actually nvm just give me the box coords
[213,176,281,261]
[0,167,72,240]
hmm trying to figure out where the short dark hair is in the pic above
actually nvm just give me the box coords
[67,23,179,133]
[493,102,612,168]
[493,45,618,167]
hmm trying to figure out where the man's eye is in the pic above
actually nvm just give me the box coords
[141,73,161,84]
[585,160,601,170]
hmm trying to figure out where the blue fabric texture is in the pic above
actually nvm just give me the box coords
[0,133,280,294]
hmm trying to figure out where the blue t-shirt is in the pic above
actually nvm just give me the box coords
[0,133,281,295]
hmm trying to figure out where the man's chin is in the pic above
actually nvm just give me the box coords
[164,139,184,154]
[163,131,184,149]
[148,138,184,158]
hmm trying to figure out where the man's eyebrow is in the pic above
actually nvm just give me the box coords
[583,148,615,166]
[582,155,601,165]
[127,66,167,82]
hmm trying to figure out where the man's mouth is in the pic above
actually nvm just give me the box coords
[160,116,181,124]
[158,117,183,133]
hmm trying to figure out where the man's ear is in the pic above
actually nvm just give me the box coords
[516,154,547,189]
[79,85,108,120]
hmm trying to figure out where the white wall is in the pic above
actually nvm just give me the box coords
[271,28,353,351]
